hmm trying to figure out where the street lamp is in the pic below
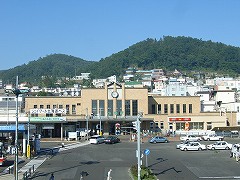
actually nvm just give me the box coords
[12,76,30,180]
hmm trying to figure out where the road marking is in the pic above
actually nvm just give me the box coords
[200,176,240,179]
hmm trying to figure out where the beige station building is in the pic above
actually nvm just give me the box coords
[24,82,237,139]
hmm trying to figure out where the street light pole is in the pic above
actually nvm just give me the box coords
[14,76,19,180]
[86,108,89,140]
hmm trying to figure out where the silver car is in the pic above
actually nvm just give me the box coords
[176,141,190,149]
[89,135,105,144]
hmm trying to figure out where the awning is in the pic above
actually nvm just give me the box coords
[0,124,34,132]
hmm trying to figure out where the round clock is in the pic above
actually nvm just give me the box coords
[111,91,119,98]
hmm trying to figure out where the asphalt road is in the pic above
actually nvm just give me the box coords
[1,138,240,180]
[24,138,240,180]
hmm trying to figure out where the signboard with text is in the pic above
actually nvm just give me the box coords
[169,117,191,122]
[30,117,66,122]
[30,108,66,114]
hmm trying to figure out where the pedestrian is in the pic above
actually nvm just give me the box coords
[236,147,239,163]
[49,173,54,180]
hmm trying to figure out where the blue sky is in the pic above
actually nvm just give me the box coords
[1,0,240,70]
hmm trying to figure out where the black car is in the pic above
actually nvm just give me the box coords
[104,136,120,144]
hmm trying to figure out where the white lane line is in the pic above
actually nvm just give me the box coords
[200,176,240,179]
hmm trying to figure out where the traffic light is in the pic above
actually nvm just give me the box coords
[132,121,138,130]
[115,123,121,135]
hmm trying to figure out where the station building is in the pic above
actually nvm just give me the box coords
[24,82,237,139]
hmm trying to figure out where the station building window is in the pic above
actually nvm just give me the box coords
[91,100,97,115]
[170,104,174,114]
[108,100,113,116]
[125,100,130,116]
[151,104,156,114]
[47,105,50,109]
[117,100,122,115]
[189,122,203,130]
[164,104,168,114]
[189,104,192,113]
[72,105,76,114]
[160,121,164,129]
[207,122,212,130]
[132,100,138,116]
[99,100,105,116]
[176,122,185,130]
[183,104,186,113]
[150,122,154,129]
[176,104,180,113]
[66,105,70,114]
[157,104,161,114]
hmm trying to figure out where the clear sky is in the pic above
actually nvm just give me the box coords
[1,0,240,70]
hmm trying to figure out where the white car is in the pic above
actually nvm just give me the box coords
[180,135,201,142]
[207,141,232,150]
[202,134,224,141]
[180,142,206,151]
[89,135,105,144]
[176,141,190,149]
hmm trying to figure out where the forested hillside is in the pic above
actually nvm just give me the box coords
[1,36,240,85]
[91,36,240,78]
[0,54,95,84]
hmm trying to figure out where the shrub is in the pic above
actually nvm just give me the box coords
[130,165,157,180]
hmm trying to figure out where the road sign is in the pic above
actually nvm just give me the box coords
[144,149,150,156]
[144,149,150,167]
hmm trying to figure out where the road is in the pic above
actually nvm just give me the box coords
[2,138,240,180]
[27,138,240,180]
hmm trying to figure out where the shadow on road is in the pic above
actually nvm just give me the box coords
[29,160,100,179]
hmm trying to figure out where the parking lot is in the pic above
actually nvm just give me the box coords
[144,137,240,179]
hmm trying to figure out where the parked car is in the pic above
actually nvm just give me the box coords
[149,136,169,143]
[180,142,206,151]
[202,134,224,141]
[180,134,201,142]
[89,135,105,144]
[104,136,120,144]
[176,141,191,149]
[207,141,232,150]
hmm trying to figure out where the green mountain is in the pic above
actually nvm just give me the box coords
[0,54,95,85]
[1,36,240,85]
[90,36,240,78]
